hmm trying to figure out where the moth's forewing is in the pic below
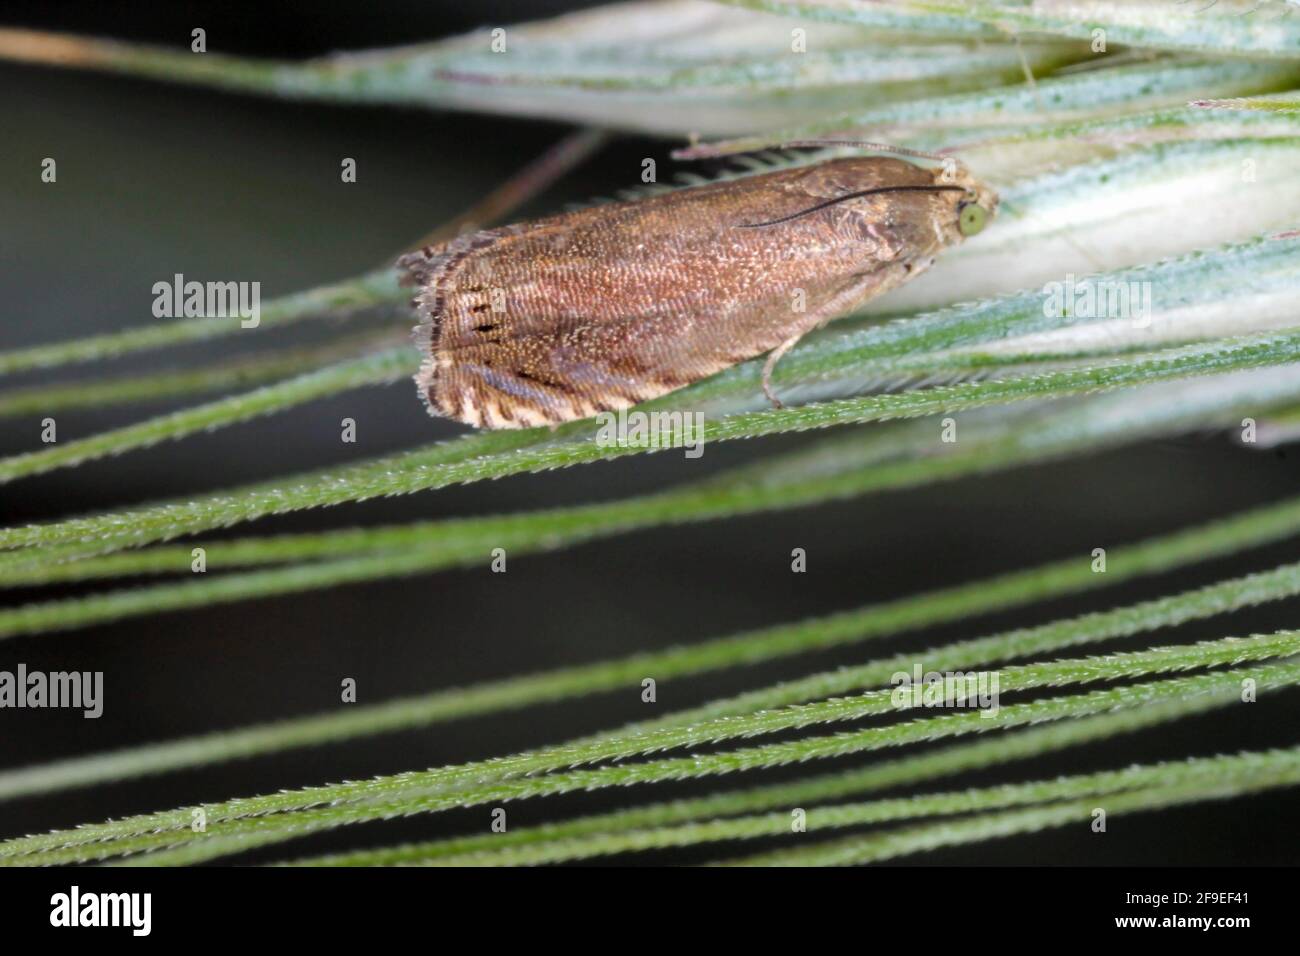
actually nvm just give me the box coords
[402,157,977,429]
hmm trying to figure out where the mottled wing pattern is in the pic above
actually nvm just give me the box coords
[400,158,952,428]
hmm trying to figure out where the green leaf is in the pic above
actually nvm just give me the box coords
[0,334,399,418]
[0,7,1082,137]
[680,57,1300,158]
[721,760,1300,866]
[287,697,1239,866]
[303,749,1300,866]
[11,657,1291,866]
[5,504,1300,799]
[722,0,1300,59]
[3,323,1297,564]
[0,348,413,484]
[0,270,400,377]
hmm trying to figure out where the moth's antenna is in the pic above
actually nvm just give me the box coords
[739,184,968,228]
[780,140,971,179]
[770,140,956,162]
[673,138,967,172]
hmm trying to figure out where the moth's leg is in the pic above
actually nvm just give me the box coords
[762,326,816,409]
[761,272,895,409]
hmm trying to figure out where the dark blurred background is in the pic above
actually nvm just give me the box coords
[1,1,1297,865]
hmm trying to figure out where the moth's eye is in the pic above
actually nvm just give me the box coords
[958,202,987,238]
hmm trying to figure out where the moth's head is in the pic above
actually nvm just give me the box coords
[936,165,998,244]
[734,155,997,252]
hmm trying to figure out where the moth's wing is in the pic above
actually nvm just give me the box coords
[403,238,774,428]
[399,163,933,428]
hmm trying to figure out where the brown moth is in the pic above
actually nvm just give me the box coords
[399,154,997,429]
